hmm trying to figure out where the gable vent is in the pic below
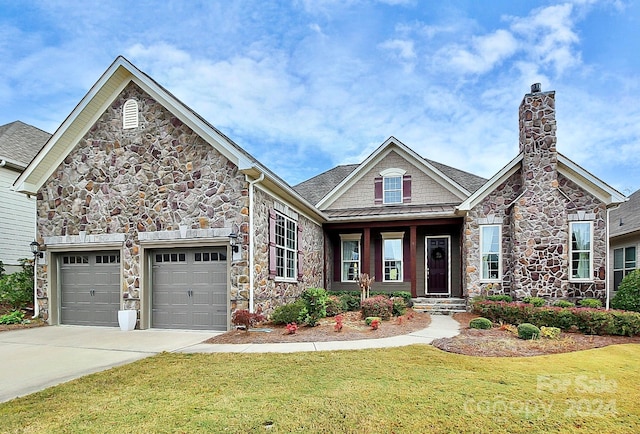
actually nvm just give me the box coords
[122,99,139,129]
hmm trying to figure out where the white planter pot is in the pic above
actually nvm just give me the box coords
[118,310,137,331]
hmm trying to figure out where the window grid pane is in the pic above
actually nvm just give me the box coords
[383,238,402,281]
[481,225,501,280]
[383,176,402,204]
[275,212,297,279]
[341,239,360,281]
[570,222,592,279]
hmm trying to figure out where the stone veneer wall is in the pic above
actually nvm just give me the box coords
[464,88,608,301]
[35,82,249,319]
[251,187,324,314]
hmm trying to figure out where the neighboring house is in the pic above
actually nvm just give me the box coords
[14,57,626,330]
[609,189,640,297]
[0,121,51,273]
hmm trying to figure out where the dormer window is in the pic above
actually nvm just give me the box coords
[122,99,139,129]
[375,168,411,205]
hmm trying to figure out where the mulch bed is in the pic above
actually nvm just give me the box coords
[431,312,640,357]
[205,309,431,344]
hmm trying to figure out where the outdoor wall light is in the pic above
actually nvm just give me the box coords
[30,240,43,258]
[228,232,239,253]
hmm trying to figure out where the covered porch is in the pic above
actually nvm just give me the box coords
[324,217,464,298]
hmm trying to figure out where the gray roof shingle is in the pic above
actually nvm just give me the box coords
[292,157,487,206]
[0,121,51,167]
[610,189,640,238]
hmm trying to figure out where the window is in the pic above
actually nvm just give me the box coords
[382,232,404,282]
[340,234,361,281]
[375,168,410,205]
[383,176,402,204]
[480,225,501,281]
[274,211,297,280]
[614,246,636,290]
[122,99,139,129]
[570,222,592,280]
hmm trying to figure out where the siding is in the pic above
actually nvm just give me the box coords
[0,167,36,265]
[328,151,460,210]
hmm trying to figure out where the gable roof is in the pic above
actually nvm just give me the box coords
[457,152,627,212]
[12,56,324,221]
[610,188,640,238]
[0,121,51,169]
[307,137,482,210]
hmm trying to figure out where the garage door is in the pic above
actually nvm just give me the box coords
[152,247,228,330]
[60,252,121,326]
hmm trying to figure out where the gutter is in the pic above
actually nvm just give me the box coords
[605,203,621,310]
[247,172,265,313]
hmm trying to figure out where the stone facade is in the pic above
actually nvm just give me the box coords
[464,89,608,301]
[36,83,250,320]
[251,187,324,314]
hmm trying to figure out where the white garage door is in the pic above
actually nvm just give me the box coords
[60,252,121,326]
[151,247,228,330]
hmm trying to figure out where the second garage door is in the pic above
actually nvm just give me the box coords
[151,247,228,330]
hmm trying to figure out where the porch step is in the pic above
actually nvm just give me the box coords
[411,297,467,315]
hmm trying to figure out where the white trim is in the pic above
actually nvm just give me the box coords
[339,234,362,282]
[382,232,404,282]
[122,99,139,129]
[569,221,594,282]
[382,174,403,204]
[479,224,502,282]
[380,168,406,177]
[247,173,264,313]
[558,154,627,205]
[457,154,522,212]
[317,137,470,209]
[425,235,451,295]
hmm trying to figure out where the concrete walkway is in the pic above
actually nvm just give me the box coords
[179,313,461,353]
[0,315,460,403]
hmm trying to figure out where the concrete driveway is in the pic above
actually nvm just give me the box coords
[0,325,218,403]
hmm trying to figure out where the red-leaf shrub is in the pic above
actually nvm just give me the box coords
[231,309,265,332]
[286,322,298,334]
[370,318,380,330]
[361,295,393,320]
[334,314,343,332]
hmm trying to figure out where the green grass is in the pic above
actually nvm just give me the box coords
[1,344,639,433]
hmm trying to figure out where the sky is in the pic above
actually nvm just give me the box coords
[0,0,638,194]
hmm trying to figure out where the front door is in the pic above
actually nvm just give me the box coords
[426,236,450,295]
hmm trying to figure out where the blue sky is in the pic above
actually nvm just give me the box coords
[1,0,638,193]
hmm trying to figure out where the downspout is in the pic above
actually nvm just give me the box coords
[606,206,611,310]
[0,159,6,167]
[247,172,265,313]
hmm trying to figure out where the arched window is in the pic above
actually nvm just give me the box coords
[122,99,139,129]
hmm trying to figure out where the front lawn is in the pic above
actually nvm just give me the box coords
[1,345,638,433]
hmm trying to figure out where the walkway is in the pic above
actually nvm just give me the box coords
[178,314,461,354]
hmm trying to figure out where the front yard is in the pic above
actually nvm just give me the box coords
[1,344,638,433]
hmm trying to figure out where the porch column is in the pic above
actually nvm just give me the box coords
[363,227,371,276]
[410,225,417,297]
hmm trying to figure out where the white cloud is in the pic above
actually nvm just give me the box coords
[379,39,416,60]
[442,29,519,75]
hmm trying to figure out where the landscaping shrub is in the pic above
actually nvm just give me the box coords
[361,295,393,320]
[325,295,345,317]
[365,316,381,326]
[523,296,546,307]
[517,323,540,340]
[553,300,575,308]
[469,317,492,329]
[301,288,329,326]
[390,291,413,307]
[579,298,603,309]
[0,310,25,325]
[231,309,265,331]
[270,300,307,325]
[540,326,561,339]
[611,269,640,312]
[0,259,33,311]
[391,297,407,317]
[338,292,361,311]
[486,295,512,302]
[472,300,640,337]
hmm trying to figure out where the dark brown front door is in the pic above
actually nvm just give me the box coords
[426,237,450,295]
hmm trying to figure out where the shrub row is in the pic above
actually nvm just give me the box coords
[472,300,640,336]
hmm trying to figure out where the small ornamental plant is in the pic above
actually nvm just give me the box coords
[231,309,265,332]
[334,314,344,332]
[285,322,298,335]
[370,318,380,330]
[406,311,415,321]
[396,316,404,325]
[469,317,492,330]
[540,326,561,339]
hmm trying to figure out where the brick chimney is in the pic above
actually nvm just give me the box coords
[519,83,558,189]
